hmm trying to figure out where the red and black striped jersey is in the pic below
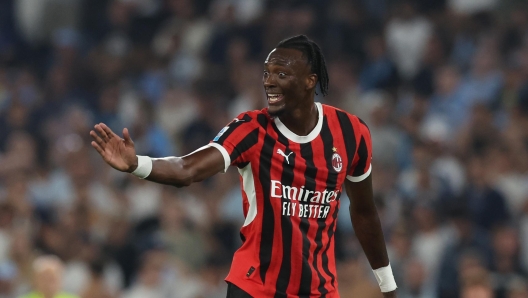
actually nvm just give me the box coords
[208,102,372,297]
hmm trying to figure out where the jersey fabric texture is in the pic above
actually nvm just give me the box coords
[209,102,373,297]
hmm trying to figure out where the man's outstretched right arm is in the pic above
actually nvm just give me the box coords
[90,123,225,187]
[145,147,225,187]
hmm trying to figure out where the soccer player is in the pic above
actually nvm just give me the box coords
[90,35,397,297]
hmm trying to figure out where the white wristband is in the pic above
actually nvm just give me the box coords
[131,155,153,179]
[373,263,397,293]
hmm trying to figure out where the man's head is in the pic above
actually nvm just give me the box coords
[33,255,64,296]
[263,35,329,117]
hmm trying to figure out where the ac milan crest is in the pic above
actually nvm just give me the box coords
[332,152,342,172]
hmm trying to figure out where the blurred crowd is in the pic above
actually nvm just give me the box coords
[1,0,528,297]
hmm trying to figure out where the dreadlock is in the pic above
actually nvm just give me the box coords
[276,35,329,96]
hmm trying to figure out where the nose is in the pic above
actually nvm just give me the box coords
[263,73,276,89]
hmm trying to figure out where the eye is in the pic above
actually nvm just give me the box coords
[263,71,269,78]
[278,72,287,78]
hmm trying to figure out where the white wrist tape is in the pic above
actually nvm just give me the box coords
[373,263,397,292]
[131,155,153,179]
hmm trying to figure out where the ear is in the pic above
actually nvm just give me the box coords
[305,74,317,91]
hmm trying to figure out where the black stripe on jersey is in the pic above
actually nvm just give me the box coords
[229,128,259,162]
[237,162,249,169]
[358,118,370,131]
[317,116,339,295]
[259,133,275,284]
[335,110,357,175]
[321,204,339,288]
[257,114,269,128]
[275,134,294,298]
[352,136,368,177]
[313,219,326,296]
[216,114,253,144]
[298,143,316,296]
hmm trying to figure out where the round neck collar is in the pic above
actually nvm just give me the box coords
[273,102,323,144]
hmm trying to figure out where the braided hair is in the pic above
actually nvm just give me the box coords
[276,35,329,96]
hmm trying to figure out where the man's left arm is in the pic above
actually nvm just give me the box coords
[345,176,397,297]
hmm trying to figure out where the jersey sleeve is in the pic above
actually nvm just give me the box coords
[346,118,372,182]
[208,113,260,172]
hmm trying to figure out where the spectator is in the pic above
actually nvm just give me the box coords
[121,249,170,298]
[422,65,470,140]
[399,258,436,298]
[79,259,115,298]
[464,155,510,230]
[437,204,493,298]
[459,267,493,298]
[19,255,78,298]
[359,34,398,92]
[411,202,455,287]
[490,225,525,298]
[385,1,433,79]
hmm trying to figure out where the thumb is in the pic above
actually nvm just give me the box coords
[123,128,134,146]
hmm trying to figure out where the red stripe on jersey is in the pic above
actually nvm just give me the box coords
[322,109,352,289]
[297,142,318,296]
[309,134,334,295]
[284,141,304,295]
[349,116,372,177]
[326,109,351,188]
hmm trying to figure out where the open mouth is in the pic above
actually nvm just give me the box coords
[267,94,284,104]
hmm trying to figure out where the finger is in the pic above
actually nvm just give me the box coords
[100,123,118,139]
[91,141,105,156]
[122,128,133,145]
[95,124,110,142]
[90,130,106,147]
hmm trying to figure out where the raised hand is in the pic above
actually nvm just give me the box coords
[90,123,138,172]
